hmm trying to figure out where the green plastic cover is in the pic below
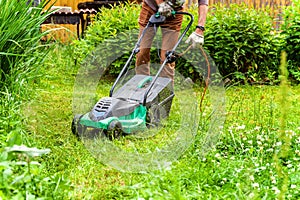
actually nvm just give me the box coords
[79,105,147,134]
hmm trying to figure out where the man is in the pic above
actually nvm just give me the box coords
[135,0,209,81]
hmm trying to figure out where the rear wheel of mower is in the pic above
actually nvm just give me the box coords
[146,104,164,128]
[106,120,122,140]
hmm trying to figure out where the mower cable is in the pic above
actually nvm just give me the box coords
[177,44,211,112]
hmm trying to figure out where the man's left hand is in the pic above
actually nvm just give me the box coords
[158,2,173,17]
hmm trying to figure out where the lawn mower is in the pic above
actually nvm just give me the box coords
[71,11,194,139]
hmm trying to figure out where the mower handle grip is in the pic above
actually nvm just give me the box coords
[138,76,153,88]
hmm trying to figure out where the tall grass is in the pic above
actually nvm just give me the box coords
[0,0,52,93]
[274,51,291,200]
[0,0,53,145]
[0,1,74,199]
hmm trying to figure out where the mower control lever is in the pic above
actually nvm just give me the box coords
[149,14,166,25]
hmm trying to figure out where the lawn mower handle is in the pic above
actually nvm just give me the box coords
[142,11,194,106]
[109,11,194,103]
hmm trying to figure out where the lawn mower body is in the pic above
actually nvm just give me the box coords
[72,12,193,138]
[78,75,173,135]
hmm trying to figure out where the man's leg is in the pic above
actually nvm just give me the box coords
[135,3,156,76]
[160,29,179,81]
[160,13,183,81]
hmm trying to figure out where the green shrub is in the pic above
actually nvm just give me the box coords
[201,3,282,83]
[281,0,300,83]
[74,3,206,80]
[74,3,285,83]
[72,2,141,65]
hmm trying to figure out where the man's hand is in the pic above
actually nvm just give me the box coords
[185,32,204,48]
[158,2,173,17]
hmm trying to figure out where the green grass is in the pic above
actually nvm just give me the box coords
[22,44,300,199]
[1,1,298,199]
[0,2,69,198]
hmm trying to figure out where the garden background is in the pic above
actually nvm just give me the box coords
[0,0,299,199]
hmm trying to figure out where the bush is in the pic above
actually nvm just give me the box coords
[201,3,282,83]
[281,0,300,83]
[74,3,207,81]
[72,2,141,65]
[74,3,285,83]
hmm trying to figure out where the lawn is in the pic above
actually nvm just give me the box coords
[23,45,300,199]
[0,1,299,199]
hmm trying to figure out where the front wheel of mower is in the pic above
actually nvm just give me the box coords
[71,114,84,137]
[106,120,122,140]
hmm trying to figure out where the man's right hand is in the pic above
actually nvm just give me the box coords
[186,32,204,48]
[158,2,173,17]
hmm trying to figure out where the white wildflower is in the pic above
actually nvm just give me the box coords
[260,147,264,151]
[276,141,282,146]
[257,134,261,139]
[293,157,300,161]
[271,176,276,184]
[235,168,242,173]
[285,130,296,137]
[254,126,261,131]
[252,183,259,188]
[237,125,246,130]
[215,153,221,158]
[272,186,280,194]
